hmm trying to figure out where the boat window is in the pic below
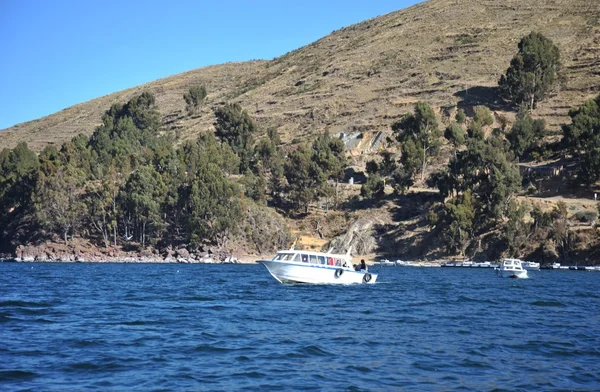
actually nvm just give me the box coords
[335,258,341,266]
[309,255,318,264]
[291,253,300,262]
[301,254,308,263]
[318,256,325,265]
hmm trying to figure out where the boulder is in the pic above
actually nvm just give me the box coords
[176,248,190,259]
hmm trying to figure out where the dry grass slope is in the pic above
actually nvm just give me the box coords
[1,0,599,154]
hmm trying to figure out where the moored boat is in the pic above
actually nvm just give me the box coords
[495,258,528,278]
[521,260,540,271]
[257,249,377,284]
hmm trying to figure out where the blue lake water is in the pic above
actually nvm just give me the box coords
[1,262,599,391]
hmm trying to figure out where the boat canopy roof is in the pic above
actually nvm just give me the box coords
[275,250,351,261]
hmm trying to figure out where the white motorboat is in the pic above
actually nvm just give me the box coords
[257,249,377,285]
[495,258,528,278]
[521,260,540,271]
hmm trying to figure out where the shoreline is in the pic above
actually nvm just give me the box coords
[0,253,262,264]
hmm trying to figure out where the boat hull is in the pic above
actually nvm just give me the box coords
[258,260,377,284]
[522,262,540,271]
[498,269,528,278]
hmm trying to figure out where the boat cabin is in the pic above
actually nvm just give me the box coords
[501,258,524,270]
[272,251,350,268]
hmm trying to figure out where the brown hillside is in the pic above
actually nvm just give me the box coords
[1,0,599,152]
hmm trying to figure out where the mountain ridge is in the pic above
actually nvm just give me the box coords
[1,0,599,153]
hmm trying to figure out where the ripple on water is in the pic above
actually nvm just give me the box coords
[531,301,567,308]
[0,370,39,381]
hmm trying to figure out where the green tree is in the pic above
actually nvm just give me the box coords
[34,168,86,244]
[392,166,414,195]
[366,151,397,177]
[284,146,325,213]
[434,137,521,225]
[392,102,442,182]
[119,166,166,247]
[89,92,162,171]
[38,146,60,176]
[0,142,40,212]
[214,103,258,172]
[444,122,466,151]
[507,109,546,159]
[181,133,240,176]
[242,170,267,204]
[562,94,600,182]
[255,128,282,176]
[361,174,385,199]
[473,106,494,127]
[183,85,207,115]
[0,143,41,246]
[85,166,122,247]
[437,190,475,256]
[182,166,242,250]
[310,131,347,209]
[499,32,561,111]
[311,131,347,182]
[552,201,572,260]
[365,160,379,175]
[504,199,529,257]
[455,109,466,124]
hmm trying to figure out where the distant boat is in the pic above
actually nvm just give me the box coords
[395,260,417,267]
[521,260,540,271]
[495,258,528,279]
[257,248,377,285]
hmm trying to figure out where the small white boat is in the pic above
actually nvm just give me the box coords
[495,258,528,279]
[378,259,395,266]
[257,249,377,285]
[521,260,540,271]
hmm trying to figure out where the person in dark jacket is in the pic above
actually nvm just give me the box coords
[360,259,367,271]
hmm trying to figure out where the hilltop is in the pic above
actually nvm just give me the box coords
[1,0,599,153]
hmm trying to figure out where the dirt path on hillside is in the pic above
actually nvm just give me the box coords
[517,194,598,208]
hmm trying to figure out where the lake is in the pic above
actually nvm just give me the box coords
[1,262,599,391]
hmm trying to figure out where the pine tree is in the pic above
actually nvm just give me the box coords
[499,32,561,111]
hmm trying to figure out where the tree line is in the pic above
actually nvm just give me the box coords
[0,91,346,255]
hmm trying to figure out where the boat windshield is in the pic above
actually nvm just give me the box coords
[274,253,296,261]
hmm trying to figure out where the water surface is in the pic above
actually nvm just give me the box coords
[1,263,599,391]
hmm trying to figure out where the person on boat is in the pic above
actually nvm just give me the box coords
[360,259,367,271]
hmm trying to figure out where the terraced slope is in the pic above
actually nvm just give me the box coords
[1,0,599,152]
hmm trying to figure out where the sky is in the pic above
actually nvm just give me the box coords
[0,0,422,131]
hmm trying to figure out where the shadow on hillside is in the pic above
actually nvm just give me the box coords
[454,86,511,113]
[370,190,443,261]
[339,193,393,211]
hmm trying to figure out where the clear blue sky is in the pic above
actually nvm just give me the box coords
[0,0,421,131]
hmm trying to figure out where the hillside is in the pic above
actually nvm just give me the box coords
[1,0,599,153]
